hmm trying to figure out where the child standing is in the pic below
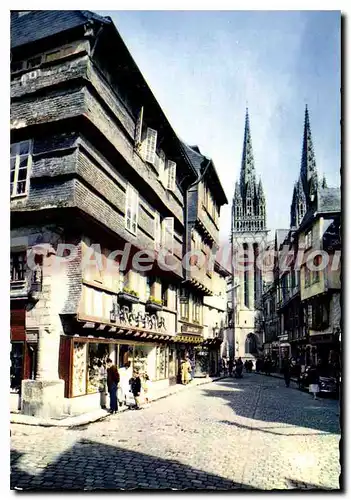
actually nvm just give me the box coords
[142,373,152,406]
[130,371,142,410]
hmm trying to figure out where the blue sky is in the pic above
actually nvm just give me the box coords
[97,10,341,242]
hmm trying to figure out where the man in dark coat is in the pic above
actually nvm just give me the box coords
[106,359,120,414]
[282,356,291,387]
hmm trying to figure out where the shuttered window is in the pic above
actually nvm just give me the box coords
[166,160,176,191]
[162,217,174,254]
[142,128,157,164]
[125,185,139,235]
[134,106,144,147]
[154,211,161,250]
[158,150,166,185]
[10,140,32,198]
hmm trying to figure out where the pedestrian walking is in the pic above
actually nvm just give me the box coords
[228,358,234,377]
[307,364,320,400]
[106,359,120,414]
[244,360,249,373]
[248,360,253,373]
[181,357,191,385]
[142,373,152,406]
[282,356,291,387]
[118,361,132,407]
[130,370,142,409]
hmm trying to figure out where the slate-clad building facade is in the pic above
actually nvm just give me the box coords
[11,10,232,417]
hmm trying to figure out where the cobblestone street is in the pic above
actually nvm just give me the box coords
[11,374,341,491]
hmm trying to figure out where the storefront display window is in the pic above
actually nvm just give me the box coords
[119,344,134,369]
[11,342,24,393]
[156,345,168,380]
[134,344,155,379]
[72,342,87,396]
[87,343,110,394]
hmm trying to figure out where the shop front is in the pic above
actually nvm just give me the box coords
[58,313,175,414]
[10,302,38,411]
[173,325,204,382]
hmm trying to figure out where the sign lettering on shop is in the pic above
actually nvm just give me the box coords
[110,304,166,332]
[181,323,203,335]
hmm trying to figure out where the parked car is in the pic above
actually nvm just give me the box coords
[298,366,339,398]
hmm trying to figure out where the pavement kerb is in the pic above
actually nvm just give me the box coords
[252,371,298,383]
[10,375,228,428]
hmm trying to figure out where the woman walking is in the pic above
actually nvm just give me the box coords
[308,364,320,400]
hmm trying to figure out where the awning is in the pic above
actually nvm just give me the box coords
[173,334,204,344]
[64,314,174,342]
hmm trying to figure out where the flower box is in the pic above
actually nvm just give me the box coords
[118,291,140,304]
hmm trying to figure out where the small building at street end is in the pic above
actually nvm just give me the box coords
[10,10,228,418]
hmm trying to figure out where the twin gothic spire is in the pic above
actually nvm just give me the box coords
[290,105,320,228]
[232,108,267,233]
[232,105,323,234]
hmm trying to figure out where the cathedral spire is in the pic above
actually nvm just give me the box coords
[232,109,266,233]
[300,104,318,196]
[240,108,256,196]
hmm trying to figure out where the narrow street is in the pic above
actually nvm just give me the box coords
[11,374,340,491]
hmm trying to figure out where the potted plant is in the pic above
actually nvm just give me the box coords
[118,287,140,304]
[146,295,163,311]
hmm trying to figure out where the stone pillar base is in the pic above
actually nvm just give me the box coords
[21,379,65,419]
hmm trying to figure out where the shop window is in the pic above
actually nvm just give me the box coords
[156,345,168,380]
[11,252,27,282]
[10,342,24,393]
[10,140,32,198]
[87,343,110,394]
[72,342,87,397]
[119,345,134,369]
[134,345,155,378]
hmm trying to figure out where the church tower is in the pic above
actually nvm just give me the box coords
[231,109,268,361]
[290,105,319,228]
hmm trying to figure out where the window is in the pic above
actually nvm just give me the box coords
[180,288,189,320]
[305,230,312,249]
[154,211,161,250]
[146,276,156,300]
[192,296,202,324]
[157,150,166,184]
[10,140,32,197]
[134,107,144,147]
[11,60,25,73]
[304,265,311,288]
[162,217,174,254]
[125,185,139,235]
[161,282,168,307]
[11,252,26,281]
[45,50,61,63]
[118,270,127,292]
[142,128,157,165]
[166,160,177,191]
[27,55,42,69]
[312,255,322,284]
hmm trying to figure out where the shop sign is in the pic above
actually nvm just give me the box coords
[110,304,166,332]
[181,323,203,335]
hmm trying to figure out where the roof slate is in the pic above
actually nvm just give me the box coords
[11,10,110,49]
